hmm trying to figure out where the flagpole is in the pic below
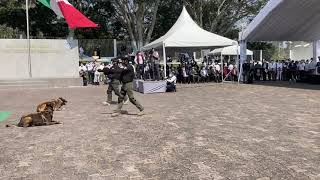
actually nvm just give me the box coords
[26,0,32,78]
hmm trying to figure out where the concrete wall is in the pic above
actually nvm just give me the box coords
[0,39,79,79]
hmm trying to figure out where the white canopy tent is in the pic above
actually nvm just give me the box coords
[142,6,236,77]
[239,0,320,82]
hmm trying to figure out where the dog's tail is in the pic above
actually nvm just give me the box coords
[6,117,23,127]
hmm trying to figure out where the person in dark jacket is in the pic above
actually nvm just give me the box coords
[112,57,144,117]
[99,59,128,106]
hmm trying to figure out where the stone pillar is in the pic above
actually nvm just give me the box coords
[313,40,320,62]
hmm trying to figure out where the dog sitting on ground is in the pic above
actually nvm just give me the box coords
[36,97,68,112]
[6,104,61,128]
[19,105,61,127]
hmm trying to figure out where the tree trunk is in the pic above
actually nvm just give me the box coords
[145,0,160,45]
[199,0,203,28]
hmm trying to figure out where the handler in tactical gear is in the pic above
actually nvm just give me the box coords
[112,57,144,117]
[99,58,128,106]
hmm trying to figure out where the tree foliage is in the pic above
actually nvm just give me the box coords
[0,0,269,51]
[112,0,161,51]
[248,42,277,60]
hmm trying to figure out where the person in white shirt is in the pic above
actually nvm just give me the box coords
[214,62,221,82]
[98,63,105,83]
[93,62,101,85]
[166,72,177,92]
[200,67,208,82]
[268,60,277,81]
[79,63,87,72]
[86,62,95,84]
[276,60,283,81]
[305,60,310,72]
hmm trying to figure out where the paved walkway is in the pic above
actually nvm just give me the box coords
[0,83,319,180]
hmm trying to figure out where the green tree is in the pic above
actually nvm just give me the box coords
[247,42,277,60]
[112,0,161,51]
[0,25,21,38]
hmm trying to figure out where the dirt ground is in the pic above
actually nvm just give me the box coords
[0,83,319,180]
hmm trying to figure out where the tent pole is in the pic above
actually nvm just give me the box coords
[220,54,223,82]
[163,43,167,78]
[26,0,32,78]
[238,40,247,83]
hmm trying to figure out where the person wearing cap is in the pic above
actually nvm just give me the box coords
[112,57,144,117]
[99,58,128,106]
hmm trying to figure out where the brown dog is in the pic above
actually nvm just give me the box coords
[18,105,61,127]
[37,97,68,112]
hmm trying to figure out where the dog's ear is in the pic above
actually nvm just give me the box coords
[59,97,68,103]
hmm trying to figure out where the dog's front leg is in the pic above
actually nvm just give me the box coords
[47,121,61,125]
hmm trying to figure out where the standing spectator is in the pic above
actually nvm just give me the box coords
[288,60,297,83]
[86,61,95,84]
[214,62,221,82]
[305,59,310,73]
[182,65,188,83]
[228,63,234,81]
[93,62,101,85]
[298,60,306,80]
[144,63,151,80]
[231,64,238,82]
[150,48,160,80]
[191,67,199,83]
[276,60,283,81]
[98,63,105,83]
[242,61,250,83]
[262,60,268,81]
[79,63,87,86]
[268,60,276,81]
[134,51,145,79]
[282,61,288,81]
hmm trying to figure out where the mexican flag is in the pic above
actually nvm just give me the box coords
[37,0,98,29]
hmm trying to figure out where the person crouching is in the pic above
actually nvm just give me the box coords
[166,73,177,92]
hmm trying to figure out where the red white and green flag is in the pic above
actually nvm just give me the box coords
[37,0,98,29]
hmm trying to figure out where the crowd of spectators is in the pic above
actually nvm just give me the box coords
[242,57,320,84]
[79,52,320,87]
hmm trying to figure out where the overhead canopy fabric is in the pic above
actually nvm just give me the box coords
[209,45,253,56]
[241,0,320,41]
[142,7,236,50]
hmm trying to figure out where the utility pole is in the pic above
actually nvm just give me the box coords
[26,0,32,78]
